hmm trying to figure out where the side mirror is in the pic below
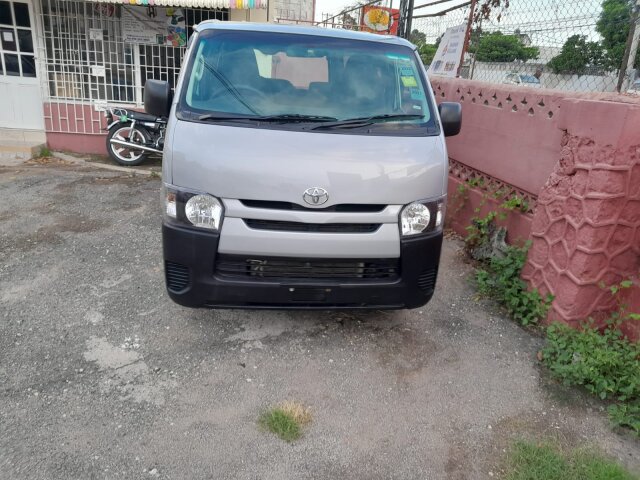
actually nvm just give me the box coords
[438,102,462,137]
[144,79,172,117]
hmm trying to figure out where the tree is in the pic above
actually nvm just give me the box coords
[409,29,426,46]
[419,44,438,66]
[474,32,539,63]
[548,35,606,74]
[596,0,639,70]
[468,27,484,52]
[475,0,511,22]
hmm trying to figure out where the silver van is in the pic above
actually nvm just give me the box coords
[145,22,461,310]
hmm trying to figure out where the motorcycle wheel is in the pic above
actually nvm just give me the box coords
[106,123,150,167]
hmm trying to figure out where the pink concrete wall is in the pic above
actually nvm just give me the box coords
[434,77,640,339]
[523,100,640,339]
[44,102,105,135]
[43,102,141,156]
[46,132,106,155]
[432,79,565,196]
[447,176,533,244]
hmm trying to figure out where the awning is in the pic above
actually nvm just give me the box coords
[88,0,266,9]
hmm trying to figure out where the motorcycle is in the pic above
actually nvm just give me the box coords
[105,107,166,166]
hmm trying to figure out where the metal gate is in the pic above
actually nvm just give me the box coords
[36,0,227,134]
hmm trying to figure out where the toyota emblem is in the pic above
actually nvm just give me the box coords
[303,187,329,206]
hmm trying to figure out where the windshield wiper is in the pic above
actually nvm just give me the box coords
[199,59,260,115]
[255,114,338,122]
[198,113,338,123]
[198,113,261,122]
[310,114,424,130]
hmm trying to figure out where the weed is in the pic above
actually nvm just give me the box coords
[279,400,312,426]
[542,323,640,436]
[609,402,640,435]
[450,183,469,218]
[149,170,161,179]
[38,146,52,158]
[603,278,640,326]
[466,176,485,188]
[505,441,637,480]
[500,195,530,213]
[475,243,553,326]
[465,210,497,249]
[258,401,311,442]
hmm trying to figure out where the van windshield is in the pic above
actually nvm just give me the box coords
[178,29,437,135]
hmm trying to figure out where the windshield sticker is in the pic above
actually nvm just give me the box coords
[385,53,411,60]
[400,66,414,76]
[410,88,424,100]
[401,76,418,88]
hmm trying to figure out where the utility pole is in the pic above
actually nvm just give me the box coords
[457,0,477,78]
[469,14,482,80]
[398,0,414,39]
[616,0,640,92]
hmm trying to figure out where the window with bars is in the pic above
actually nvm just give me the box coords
[38,0,228,104]
[0,0,36,77]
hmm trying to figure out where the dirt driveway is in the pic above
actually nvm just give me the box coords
[1,162,638,479]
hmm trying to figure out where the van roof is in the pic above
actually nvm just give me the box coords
[194,21,416,49]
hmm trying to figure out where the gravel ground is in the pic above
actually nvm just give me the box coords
[1,161,638,480]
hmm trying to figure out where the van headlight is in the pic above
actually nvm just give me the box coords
[400,198,445,236]
[163,184,223,231]
[185,195,223,230]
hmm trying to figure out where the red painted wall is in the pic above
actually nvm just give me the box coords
[433,77,640,339]
[47,132,106,155]
[433,79,564,196]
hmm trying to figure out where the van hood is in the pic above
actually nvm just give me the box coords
[169,121,447,206]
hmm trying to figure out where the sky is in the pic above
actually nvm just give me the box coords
[312,0,604,48]
[314,0,356,22]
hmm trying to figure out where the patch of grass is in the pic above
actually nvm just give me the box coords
[38,146,52,158]
[258,401,311,442]
[542,323,640,436]
[279,400,312,425]
[506,441,637,480]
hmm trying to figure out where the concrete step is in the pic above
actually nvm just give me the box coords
[0,129,47,165]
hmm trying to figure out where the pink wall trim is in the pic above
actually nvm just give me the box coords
[46,132,107,155]
[44,102,104,135]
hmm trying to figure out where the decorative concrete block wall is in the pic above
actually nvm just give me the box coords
[522,99,640,338]
[432,77,640,338]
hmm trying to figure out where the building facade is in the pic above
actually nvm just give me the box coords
[0,0,312,153]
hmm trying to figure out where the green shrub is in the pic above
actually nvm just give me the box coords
[542,323,640,436]
[475,245,553,326]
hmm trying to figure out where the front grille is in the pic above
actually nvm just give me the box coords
[165,261,190,292]
[417,268,438,293]
[215,255,400,280]
[240,200,386,213]
[244,219,380,234]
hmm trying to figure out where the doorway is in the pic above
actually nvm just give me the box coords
[0,0,44,130]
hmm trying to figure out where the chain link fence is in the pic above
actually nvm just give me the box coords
[312,0,397,32]
[407,0,639,93]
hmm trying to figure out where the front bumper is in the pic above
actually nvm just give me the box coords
[162,222,443,309]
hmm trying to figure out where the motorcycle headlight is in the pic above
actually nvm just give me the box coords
[400,198,445,236]
[163,184,223,231]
